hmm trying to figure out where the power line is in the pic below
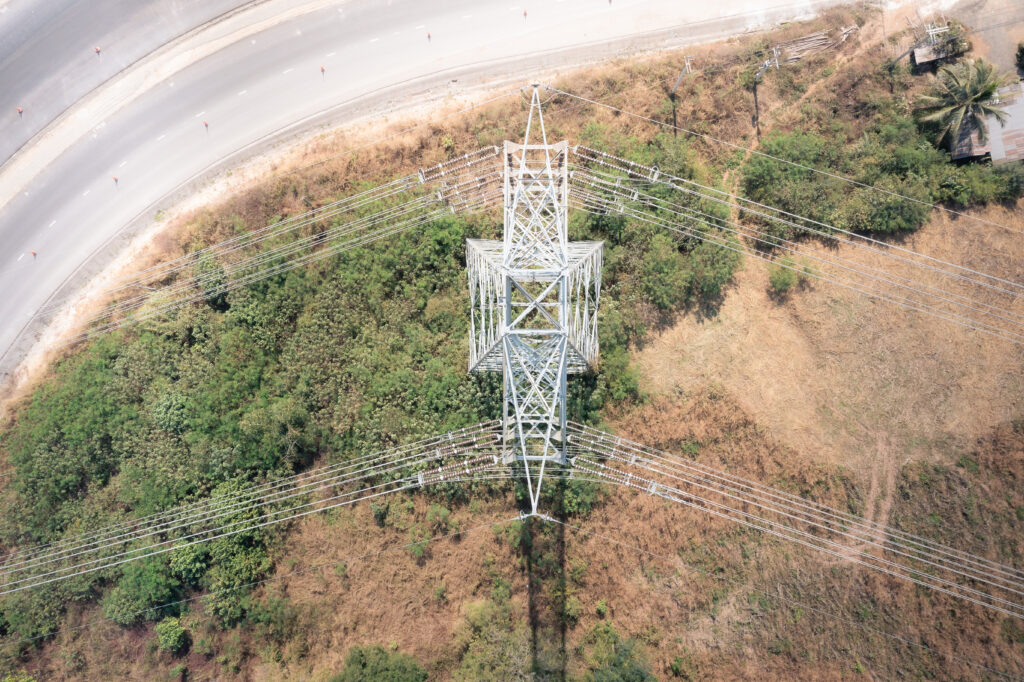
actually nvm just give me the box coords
[546,86,1024,237]
[570,186,1024,345]
[60,187,502,347]
[566,426,1024,583]
[572,169,1024,332]
[61,156,502,340]
[0,429,500,579]
[0,427,504,594]
[2,515,523,649]
[573,146,1024,296]
[0,422,500,567]
[543,516,1022,681]
[567,448,1024,619]
[569,450,1024,614]
[570,178,1024,344]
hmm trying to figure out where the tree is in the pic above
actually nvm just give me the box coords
[329,645,427,682]
[914,59,1010,151]
[1016,43,1024,73]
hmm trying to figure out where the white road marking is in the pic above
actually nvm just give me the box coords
[326,52,336,57]
[194,111,205,118]
[238,90,247,96]
[17,254,24,262]
[509,6,519,10]
[392,31,399,36]
[82,190,90,197]
[49,220,57,228]
[169,81,175,87]
[415,24,424,29]
[283,68,294,75]
[251,39,256,44]
[119,160,127,168]
[157,134,166,140]
[463,14,472,18]
[369,37,379,43]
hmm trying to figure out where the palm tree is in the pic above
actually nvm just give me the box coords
[914,58,1010,152]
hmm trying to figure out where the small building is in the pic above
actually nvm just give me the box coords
[988,83,1024,165]
[951,82,1024,165]
[950,124,990,160]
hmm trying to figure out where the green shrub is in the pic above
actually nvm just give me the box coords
[1002,617,1024,644]
[669,651,699,679]
[580,622,656,681]
[425,504,455,533]
[596,599,609,618]
[407,524,429,560]
[641,233,692,311]
[169,544,209,587]
[371,502,389,528]
[768,261,798,294]
[562,594,583,627]
[329,645,427,682]
[155,617,189,654]
[453,599,531,681]
[103,557,181,627]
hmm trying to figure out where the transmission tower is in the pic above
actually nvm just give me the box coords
[466,86,603,514]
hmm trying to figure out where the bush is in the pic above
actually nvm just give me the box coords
[641,233,692,311]
[329,645,427,682]
[581,622,656,681]
[102,557,181,627]
[768,261,798,294]
[425,503,455,533]
[669,652,699,679]
[768,256,812,295]
[371,502,389,528]
[154,617,189,654]
[453,599,531,681]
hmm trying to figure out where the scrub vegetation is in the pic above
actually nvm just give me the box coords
[1,4,1022,680]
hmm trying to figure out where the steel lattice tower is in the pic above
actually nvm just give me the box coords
[467,87,603,513]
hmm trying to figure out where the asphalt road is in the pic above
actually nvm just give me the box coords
[0,0,850,380]
[0,0,253,165]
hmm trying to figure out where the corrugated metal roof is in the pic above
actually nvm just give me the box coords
[988,83,1024,165]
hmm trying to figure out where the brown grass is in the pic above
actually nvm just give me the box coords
[633,200,1024,481]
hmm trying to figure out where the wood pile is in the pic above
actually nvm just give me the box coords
[779,25,858,63]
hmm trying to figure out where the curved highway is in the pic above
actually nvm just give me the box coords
[0,0,845,381]
[0,0,253,165]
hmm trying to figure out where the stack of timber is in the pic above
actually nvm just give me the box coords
[779,25,858,63]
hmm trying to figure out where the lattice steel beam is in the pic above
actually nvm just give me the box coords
[466,86,603,513]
